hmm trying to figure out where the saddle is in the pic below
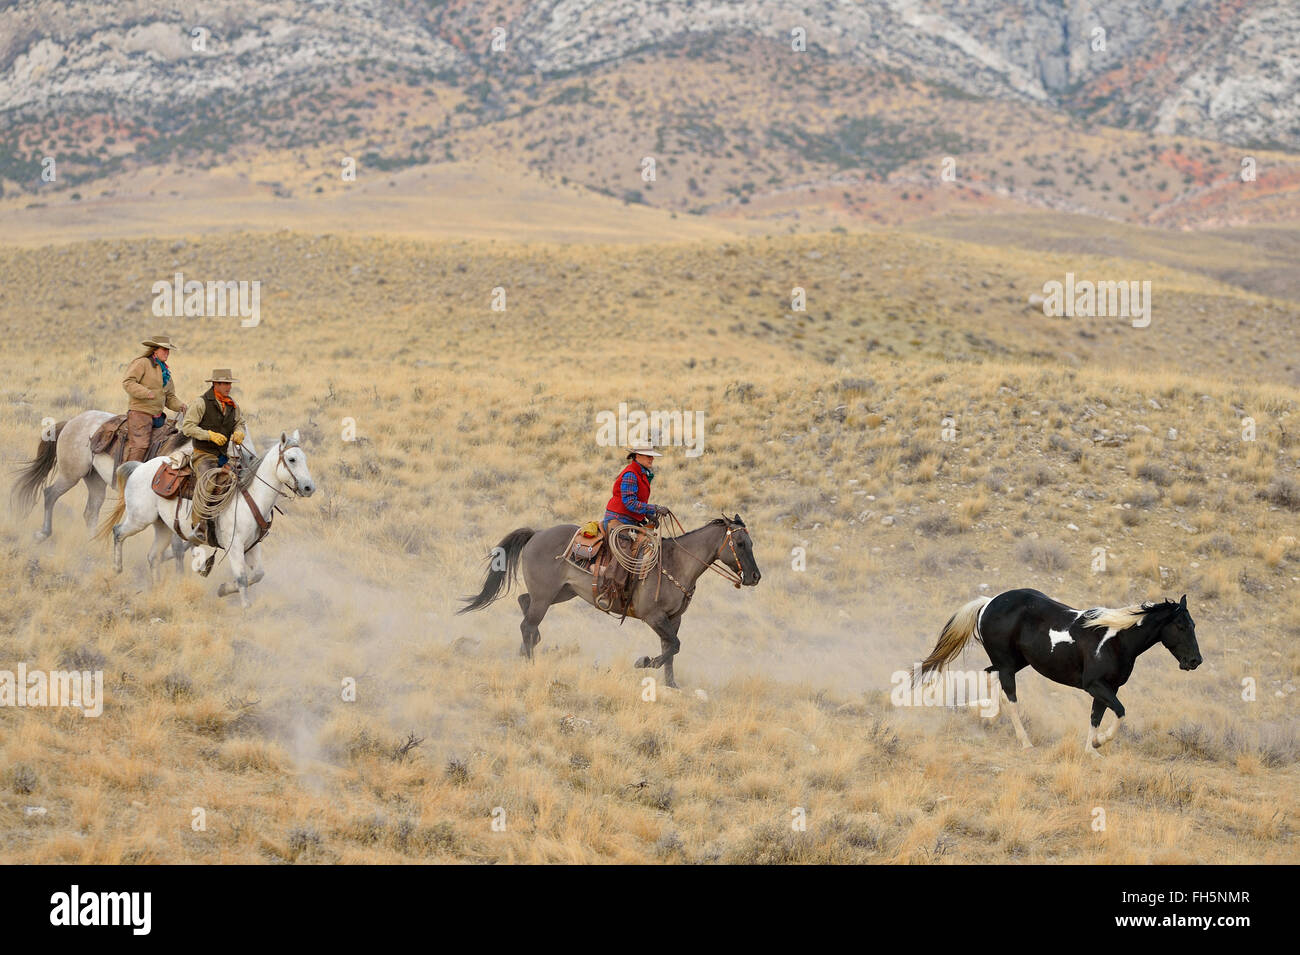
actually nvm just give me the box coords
[90,414,184,469]
[560,521,650,619]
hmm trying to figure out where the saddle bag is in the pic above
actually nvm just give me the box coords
[151,463,194,500]
[571,520,604,562]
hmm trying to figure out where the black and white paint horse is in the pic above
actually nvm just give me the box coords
[920,588,1202,755]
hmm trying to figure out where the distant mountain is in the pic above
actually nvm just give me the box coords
[2,0,1298,226]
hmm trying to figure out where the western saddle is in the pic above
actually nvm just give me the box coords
[561,520,653,618]
[90,414,186,470]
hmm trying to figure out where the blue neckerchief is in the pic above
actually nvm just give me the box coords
[151,356,171,388]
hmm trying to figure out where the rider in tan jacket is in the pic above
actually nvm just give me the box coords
[121,334,185,462]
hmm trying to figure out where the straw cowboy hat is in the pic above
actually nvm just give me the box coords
[626,442,662,459]
[141,333,178,350]
[205,368,239,383]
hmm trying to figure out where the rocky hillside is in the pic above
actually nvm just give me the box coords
[2,0,1298,226]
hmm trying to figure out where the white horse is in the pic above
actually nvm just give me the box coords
[103,430,315,607]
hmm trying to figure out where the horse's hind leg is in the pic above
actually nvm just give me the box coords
[517,594,533,657]
[36,471,80,541]
[989,666,1033,749]
[81,471,107,533]
[112,511,152,575]
[517,592,547,660]
[146,521,172,582]
[518,585,577,660]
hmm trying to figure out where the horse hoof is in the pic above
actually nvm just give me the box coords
[33,531,49,542]
[1020,741,1034,750]
[634,656,652,669]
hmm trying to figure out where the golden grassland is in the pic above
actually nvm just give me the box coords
[0,228,1296,863]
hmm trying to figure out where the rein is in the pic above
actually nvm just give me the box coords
[245,443,303,546]
[655,511,745,599]
[207,443,299,557]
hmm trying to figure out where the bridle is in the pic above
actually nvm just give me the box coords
[254,441,305,500]
[654,512,747,599]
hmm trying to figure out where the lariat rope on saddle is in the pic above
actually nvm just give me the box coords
[607,521,661,577]
[190,466,237,523]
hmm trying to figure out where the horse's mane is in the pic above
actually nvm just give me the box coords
[1082,599,1173,631]
[238,449,265,490]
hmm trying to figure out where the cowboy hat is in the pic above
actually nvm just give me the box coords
[205,368,238,383]
[626,443,662,458]
[141,333,178,350]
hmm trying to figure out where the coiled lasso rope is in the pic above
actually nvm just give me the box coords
[606,521,662,577]
[189,465,238,523]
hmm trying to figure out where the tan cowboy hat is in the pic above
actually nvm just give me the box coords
[205,368,238,383]
[141,333,178,350]
[626,443,662,458]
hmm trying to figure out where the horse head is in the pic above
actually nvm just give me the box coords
[275,430,316,497]
[718,513,761,587]
[1156,595,1202,670]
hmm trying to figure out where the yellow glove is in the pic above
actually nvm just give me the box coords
[231,429,245,446]
[207,431,228,447]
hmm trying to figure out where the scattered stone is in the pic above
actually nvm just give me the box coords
[559,714,592,734]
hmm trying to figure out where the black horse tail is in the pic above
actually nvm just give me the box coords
[919,595,992,683]
[458,528,535,614]
[10,420,65,514]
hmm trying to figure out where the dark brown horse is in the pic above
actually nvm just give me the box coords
[458,515,761,688]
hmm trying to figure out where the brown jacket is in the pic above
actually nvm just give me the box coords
[122,354,184,416]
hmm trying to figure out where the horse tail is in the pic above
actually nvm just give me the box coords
[10,420,66,514]
[93,462,140,542]
[919,595,992,682]
[457,528,534,614]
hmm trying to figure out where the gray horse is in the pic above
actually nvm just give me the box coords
[11,409,188,543]
[459,515,761,688]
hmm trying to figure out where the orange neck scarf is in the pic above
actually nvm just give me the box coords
[212,389,235,409]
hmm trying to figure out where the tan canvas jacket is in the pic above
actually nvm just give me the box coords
[122,355,184,416]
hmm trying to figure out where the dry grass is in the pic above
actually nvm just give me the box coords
[0,229,1296,864]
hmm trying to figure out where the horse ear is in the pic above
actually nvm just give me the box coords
[291,428,301,444]
[1179,594,1187,607]
[280,431,288,446]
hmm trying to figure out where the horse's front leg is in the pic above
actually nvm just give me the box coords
[1084,684,1125,758]
[635,613,682,689]
[244,543,266,588]
[219,541,252,608]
